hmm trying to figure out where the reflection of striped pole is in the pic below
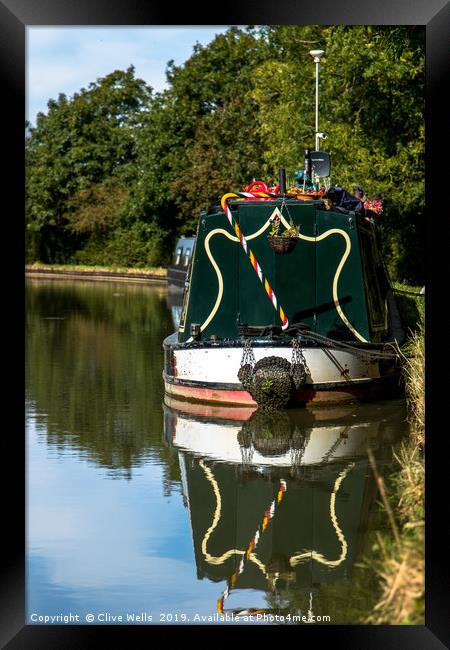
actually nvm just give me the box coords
[221,192,289,330]
[217,479,287,614]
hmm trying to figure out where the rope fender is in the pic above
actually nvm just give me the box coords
[238,340,308,410]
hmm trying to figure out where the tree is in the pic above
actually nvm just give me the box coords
[251,25,425,283]
[26,66,152,262]
[123,27,271,235]
[313,26,424,283]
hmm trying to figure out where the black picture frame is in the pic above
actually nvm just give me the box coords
[3,0,448,646]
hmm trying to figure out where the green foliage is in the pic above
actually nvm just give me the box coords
[72,222,170,268]
[26,281,179,481]
[66,177,129,235]
[392,283,424,339]
[321,27,425,284]
[126,27,269,234]
[26,26,424,282]
[26,66,152,262]
[251,26,424,283]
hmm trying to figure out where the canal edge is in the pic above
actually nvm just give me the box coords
[25,266,168,284]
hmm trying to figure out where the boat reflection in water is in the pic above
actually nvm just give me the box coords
[163,397,406,621]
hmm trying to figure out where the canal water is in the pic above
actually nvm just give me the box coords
[26,278,409,626]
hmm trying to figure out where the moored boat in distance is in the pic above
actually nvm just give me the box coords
[167,235,195,290]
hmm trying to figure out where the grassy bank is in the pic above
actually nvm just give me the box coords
[366,284,424,624]
[25,262,167,277]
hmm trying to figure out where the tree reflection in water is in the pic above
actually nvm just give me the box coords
[26,279,179,485]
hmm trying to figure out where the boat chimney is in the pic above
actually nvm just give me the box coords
[303,149,311,192]
[279,168,287,195]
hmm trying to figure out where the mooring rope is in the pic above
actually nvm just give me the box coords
[290,328,401,360]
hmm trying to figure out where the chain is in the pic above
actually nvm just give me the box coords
[290,339,309,372]
[280,194,295,229]
[308,591,314,620]
[320,432,347,464]
[240,444,254,466]
[238,339,256,392]
[291,338,300,366]
[290,338,309,390]
[290,425,309,468]
[240,338,256,368]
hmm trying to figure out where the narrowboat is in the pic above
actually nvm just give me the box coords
[163,153,404,408]
[167,235,195,290]
[166,235,196,329]
[163,50,404,409]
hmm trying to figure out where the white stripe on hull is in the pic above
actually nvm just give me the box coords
[170,416,378,467]
[172,345,380,386]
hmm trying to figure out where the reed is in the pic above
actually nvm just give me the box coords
[365,295,424,624]
[401,322,425,447]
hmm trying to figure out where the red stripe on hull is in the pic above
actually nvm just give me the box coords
[164,394,257,420]
[164,375,401,407]
[165,381,256,405]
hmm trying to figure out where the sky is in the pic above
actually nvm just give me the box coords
[26,26,230,126]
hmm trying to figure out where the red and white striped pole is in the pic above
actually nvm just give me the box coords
[217,478,287,613]
[221,192,289,330]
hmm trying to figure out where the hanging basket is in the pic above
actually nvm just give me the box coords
[267,235,298,254]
